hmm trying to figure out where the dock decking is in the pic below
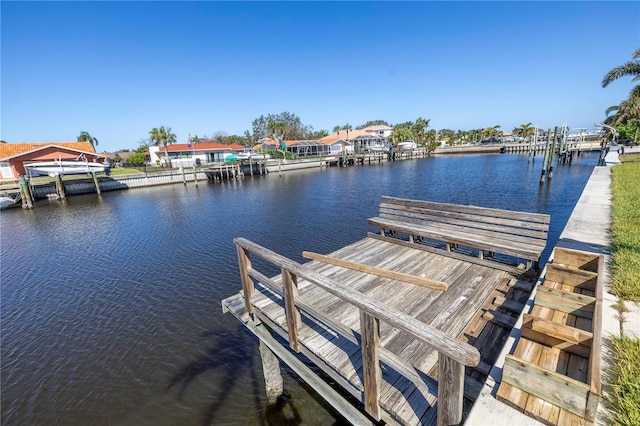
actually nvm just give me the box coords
[223,230,540,425]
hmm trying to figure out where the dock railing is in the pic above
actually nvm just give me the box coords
[234,237,480,425]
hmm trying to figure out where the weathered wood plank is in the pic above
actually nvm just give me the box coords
[525,395,561,425]
[482,310,517,328]
[558,408,593,425]
[493,296,525,313]
[587,254,605,406]
[535,286,595,319]
[520,326,592,359]
[367,233,526,274]
[437,353,465,426]
[524,314,593,346]
[378,208,550,245]
[302,250,449,291]
[497,336,544,410]
[552,247,600,272]
[509,279,533,291]
[502,355,591,418]
[360,311,382,420]
[369,217,543,261]
[282,268,301,352]
[524,346,562,424]
[379,195,550,225]
[236,245,255,314]
[545,263,598,290]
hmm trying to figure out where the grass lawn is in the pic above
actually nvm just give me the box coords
[608,159,640,424]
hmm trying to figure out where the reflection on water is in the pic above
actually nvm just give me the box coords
[1,153,598,424]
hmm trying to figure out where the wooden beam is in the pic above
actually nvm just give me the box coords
[251,323,375,425]
[546,263,598,290]
[523,314,593,346]
[236,245,254,315]
[535,286,595,319]
[437,353,465,426]
[482,310,517,328]
[367,233,524,274]
[520,327,592,359]
[302,251,449,291]
[502,354,591,418]
[552,248,600,272]
[360,311,382,420]
[493,296,524,313]
[281,268,300,352]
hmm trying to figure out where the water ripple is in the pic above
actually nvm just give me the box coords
[1,154,596,424]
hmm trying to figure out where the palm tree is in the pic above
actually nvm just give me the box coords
[149,126,176,167]
[602,48,640,125]
[77,131,98,150]
[413,117,430,147]
[515,123,534,142]
[268,121,287,158]
[341,124,352,142]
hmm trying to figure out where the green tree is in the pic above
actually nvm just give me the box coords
[390,125,416,146]
[412,117,430,147]
[252,112,310,141]
[129,151,147,165]
[602,48,640,126]
[306,129,329,139]
[268,121,288,158]
[77,131,98,150]
[356,120,389,130]
[483,125,501,140]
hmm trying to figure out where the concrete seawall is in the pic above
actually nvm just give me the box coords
[465,153,640,425]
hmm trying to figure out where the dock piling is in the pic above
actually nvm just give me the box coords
[55,174,66,198]
[548,127,557,180]
[18,175,34,209]
[91,172,101,195]
[258,340,284,404]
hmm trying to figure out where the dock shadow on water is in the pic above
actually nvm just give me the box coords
[166,326,324,426]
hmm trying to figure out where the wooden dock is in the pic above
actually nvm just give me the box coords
[222,200,547,425]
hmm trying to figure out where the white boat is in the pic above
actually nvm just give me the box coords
[0,196,17,210]
[24,159,109,177]
[397,141,417,151]
[236,152,271,161]
[265,158,327,173]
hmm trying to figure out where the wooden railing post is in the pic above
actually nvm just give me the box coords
[236,244,254,315]
[437,353,465,426]
[360,310,382,420]
[282,268,301,352]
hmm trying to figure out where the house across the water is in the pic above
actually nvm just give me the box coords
[0,142,106,180]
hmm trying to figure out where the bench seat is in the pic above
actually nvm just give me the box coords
[368,196,551,269]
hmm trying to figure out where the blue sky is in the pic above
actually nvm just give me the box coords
[2,1,638,152]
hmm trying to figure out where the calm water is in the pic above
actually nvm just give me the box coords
[1,153,598,425]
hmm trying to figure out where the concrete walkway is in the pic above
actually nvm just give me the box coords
[465,148,640,425]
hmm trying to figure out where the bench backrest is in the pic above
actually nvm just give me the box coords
[379,196,550,244]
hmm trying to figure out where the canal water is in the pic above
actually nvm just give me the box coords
[1,152,599,425]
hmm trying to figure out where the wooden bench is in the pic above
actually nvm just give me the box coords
[368,196,551,269]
